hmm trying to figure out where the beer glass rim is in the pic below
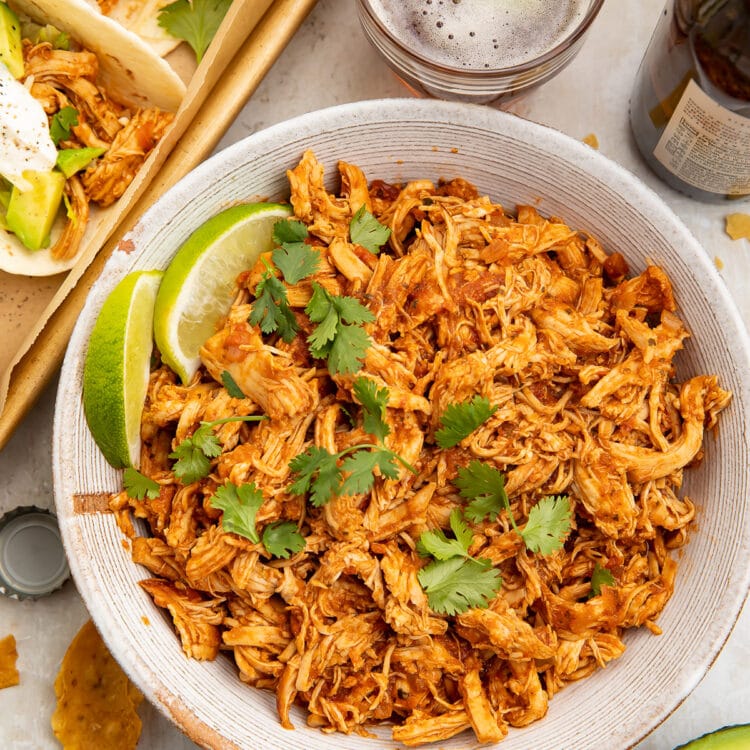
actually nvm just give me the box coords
[356,0,606,78]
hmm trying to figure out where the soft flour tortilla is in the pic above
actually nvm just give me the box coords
[0,0,187,275]
[80,0,182,57]
[9,0,186,111]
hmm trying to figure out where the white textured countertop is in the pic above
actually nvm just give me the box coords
[1,0,748,748]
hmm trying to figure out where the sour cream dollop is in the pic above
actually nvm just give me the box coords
[0,62,57,192]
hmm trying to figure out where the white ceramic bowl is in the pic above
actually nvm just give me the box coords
[54,99,750,750]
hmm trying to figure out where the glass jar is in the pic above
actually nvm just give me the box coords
[630,0,750,202]
[356,0,605,106]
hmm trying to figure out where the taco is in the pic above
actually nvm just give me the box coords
[0,0,186,276]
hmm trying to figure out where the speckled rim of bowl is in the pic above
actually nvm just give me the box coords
[53,98,750,750]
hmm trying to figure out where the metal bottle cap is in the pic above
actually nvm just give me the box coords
[0,506,70,600]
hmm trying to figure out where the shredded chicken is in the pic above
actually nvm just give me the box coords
[20,40,173,260]
[112,151,731,745]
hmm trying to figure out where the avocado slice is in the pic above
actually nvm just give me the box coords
[0,2,24,78]
[56,147,106,178]
[5,169,66,251]
[675,724,750,749]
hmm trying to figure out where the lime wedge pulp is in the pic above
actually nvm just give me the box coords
[153,202,292,384]
[82,270,163,469]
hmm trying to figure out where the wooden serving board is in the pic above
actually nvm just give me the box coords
[0,0,318,449]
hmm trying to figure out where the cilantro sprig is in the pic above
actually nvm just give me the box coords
[305,282,374,375]
[434,396,498,449]
[289,442,401,506]
[49,106,78,145]
[157,0,231,63]
[169,415,266,484]
[123,468,160,500]
[209,480,306,558]
[271,219,321,284]
[288,377,411,506]
[221,370,245,398]
[349,205,391,254]
[248,218,321,343]
[589,561,615,598]
[417,509,502,615]
[453,461,572,555]
[248,258,299,343]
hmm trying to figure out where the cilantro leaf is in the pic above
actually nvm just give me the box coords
[169,432,213,484]
[169,416,265,484]
[262,521,305,559]
[49,106,78,146]
[589,561,615,597]
[210,481,264,542]
[123,468,160,500]
[305,282,374,375]
[349,205,391,254]
[353,376,390,442]
[455,461,513,525]
[157,0,231,63]
[339,446,399,496]
[327,323,372,375]
[248,270,298,342]
[417,508,473,560]
[221,370,245,398]
[434,396,498,449]
[273,218,307,245]
[417,556,502,616]
[272,243,321,285]
[288,446,342,507]
[270,219,320,284]
[520,495,572,555]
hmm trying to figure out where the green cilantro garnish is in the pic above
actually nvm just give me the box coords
[169,415,265,484]
[352,376,390,443]
[454,460,511,524]
[248,259,299,343]
[261,520,306,559]
[417,509,502,615]
[434,395,498,449]
[453,462,572,555]
[123,467,160,500]
[288,381,412,506]
[521,495,572,555]
[49,106,79,146]
[288,445,342,507]
[211,482,306,558]
[221,370,245,398]
[589,561,615,597]
[289,442,401,506]
[271,219,320,284]
[157,0,231,63]
[338,446,399,496]
[305,282,374,375]
[210,481,264,542]
[349,205,391,254]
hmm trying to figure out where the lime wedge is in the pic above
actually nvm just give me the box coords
[82,270,163,469]
[676,725,750,749]
[153,202,292,384]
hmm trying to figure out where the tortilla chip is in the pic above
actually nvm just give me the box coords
[0,634,20,689]
[583,133,599,149]
[725,213,750,240]
[51,620,143,750]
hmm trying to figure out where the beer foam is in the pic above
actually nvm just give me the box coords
[369,0,590,71]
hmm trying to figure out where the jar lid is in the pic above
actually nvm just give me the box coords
[0,506,70,600]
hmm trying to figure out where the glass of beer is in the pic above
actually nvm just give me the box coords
[357,0,605,105]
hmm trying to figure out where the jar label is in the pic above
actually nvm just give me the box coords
[653,78,750,195]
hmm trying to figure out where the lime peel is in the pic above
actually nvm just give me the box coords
[83,270,163,469]
[153,202,292,384]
